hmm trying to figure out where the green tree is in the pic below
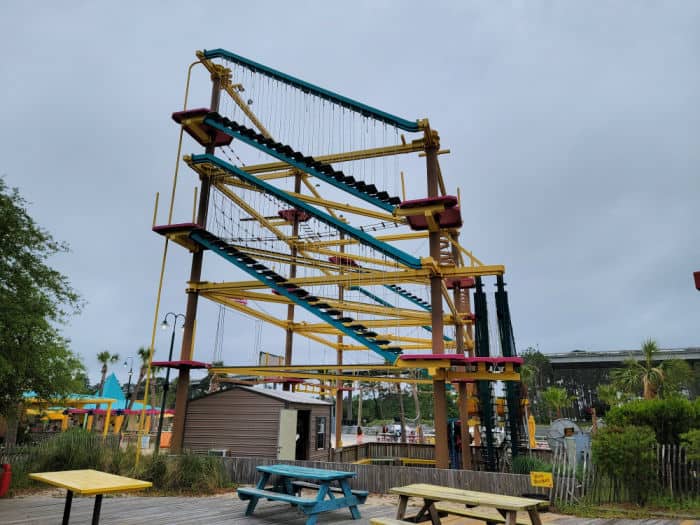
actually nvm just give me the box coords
[520,347,553,391]
[596,383,633,409]
[541,386,575,421]
[610,338,664,399]
[659,359,693,398]
[96,351,120,396]
[605,397,699,444]
[0,178,84,444]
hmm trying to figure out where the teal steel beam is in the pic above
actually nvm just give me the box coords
[188,153,422,269]
[190,230,399,363]
[201,49,421,132]
[203,115,394,212]
[352,286,452,342]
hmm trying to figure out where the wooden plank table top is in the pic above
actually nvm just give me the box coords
[257,464,356,481]
[29,469,152,495]
[29,469,152,525]
[389,483,543,525]
[389,483,541,511]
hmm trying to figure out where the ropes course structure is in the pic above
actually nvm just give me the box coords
[153,49,524,471]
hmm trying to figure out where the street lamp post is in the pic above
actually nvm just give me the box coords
[124,356,134,404]
[155,312,185,455]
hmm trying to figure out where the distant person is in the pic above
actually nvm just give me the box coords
[356,426,363,444]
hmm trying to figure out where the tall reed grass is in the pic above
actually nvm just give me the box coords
[0,429,230,495]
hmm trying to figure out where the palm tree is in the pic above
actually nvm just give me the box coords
[127,346,150,411]
[541,386,575,421]
[97,351,120,396]
[611,338,664,399]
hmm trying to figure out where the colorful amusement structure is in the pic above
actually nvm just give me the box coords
[150,49,524,470]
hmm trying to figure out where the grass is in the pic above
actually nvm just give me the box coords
[556,497,700,520]
[1,429,232,496]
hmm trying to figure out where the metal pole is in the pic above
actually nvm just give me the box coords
[154,315,179,455]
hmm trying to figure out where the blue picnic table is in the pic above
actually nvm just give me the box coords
[237,464,367,525]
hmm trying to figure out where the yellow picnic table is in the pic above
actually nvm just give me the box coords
[29,469,152,525]
[387,483,543,525]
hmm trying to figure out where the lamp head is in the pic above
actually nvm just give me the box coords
[161,320,169,330]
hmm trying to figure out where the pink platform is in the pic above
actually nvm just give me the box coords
[151,360,211,370]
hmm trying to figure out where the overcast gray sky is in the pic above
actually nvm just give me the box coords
[2,2,699,384]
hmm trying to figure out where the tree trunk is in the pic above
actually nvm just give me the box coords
[4,404,21,446]
[98,365,107,396]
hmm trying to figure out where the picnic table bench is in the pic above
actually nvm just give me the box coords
[28,469,152,525]
[386,483,544,525]
[237,464,365,525]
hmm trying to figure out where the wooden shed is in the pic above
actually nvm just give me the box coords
[183,386,332,461]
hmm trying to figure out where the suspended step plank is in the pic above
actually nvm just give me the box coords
[202,113,402,212]
[185,153,422,269]
[153,223,403,362]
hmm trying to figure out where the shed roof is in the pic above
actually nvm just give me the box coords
[192,385,332,406]
[242,386,332,405]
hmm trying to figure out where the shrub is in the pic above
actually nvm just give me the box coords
[592,425,657,505]
[605,398,699,444]
[32,429,116,473]
[512,455,552,475]
[137,452,229,493]
[680,429,700,462]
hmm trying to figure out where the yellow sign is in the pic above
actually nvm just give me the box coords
[530,471,553,488]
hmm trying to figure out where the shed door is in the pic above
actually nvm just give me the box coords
[277,409,297,460]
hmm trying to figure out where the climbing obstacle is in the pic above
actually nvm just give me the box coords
[152,48,523,470]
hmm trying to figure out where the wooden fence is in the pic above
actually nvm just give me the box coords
[223,456,549,497]
[329,442,552,468]
[550,443,700,505]
[328,442,435,463]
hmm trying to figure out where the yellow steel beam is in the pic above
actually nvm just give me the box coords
[295,316,469,332]
[441,281,463,327]
[287,191,405,224]
[243,140,426,176]
[196,53,272,138]
[341,342,457,351]
[203,293,339,350]
[300,174,342,221]
[209,362,519,384]
[306,231,429,248]
[213,183,293,247]
[191,264,504,293]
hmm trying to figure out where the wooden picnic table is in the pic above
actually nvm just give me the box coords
[388,483,543,525]
[29,469,152,525]
[237,463,366,525]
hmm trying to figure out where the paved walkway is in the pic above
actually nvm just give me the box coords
[0,492,697,524]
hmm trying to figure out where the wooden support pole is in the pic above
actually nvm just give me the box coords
[283,173,303,389]
[426,128,449,469]
[171,70,223,453]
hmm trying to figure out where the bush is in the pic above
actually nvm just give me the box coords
[605,398,699,444]
[137,452,229,493]
[592,425,657,505]
[512,455,552,475]
[680,429,700,462]
[2,430,230,496]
